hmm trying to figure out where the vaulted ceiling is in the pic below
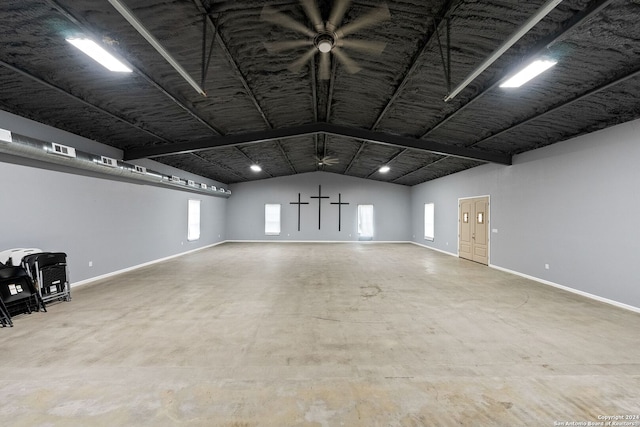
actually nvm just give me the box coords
[1,0,639,186]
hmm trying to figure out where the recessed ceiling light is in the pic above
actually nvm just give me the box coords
[66,38,132,72]
[500,59,557,88]
[250,164,262,172]
[379,165,390,173]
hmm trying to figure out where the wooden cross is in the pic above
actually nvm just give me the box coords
[330,193,350,231]
[309,185,330,230]
[289,193,309,231]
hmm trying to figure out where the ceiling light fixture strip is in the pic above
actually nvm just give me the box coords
[444,0,563,102]
[107,0,207,96]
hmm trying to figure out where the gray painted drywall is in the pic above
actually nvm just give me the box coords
[411,118,640,308]
[227,171,411,241]
[0,111,228,284]
[0,160,227,283]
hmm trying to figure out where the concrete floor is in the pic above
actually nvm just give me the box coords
[1,243,639,426]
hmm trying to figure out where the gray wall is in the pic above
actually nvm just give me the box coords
[1,111,228,284]
[411,118,640,308]
[228,171,411,241]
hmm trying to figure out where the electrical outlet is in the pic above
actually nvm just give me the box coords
[545,264,550,270]
[89,261,93,267]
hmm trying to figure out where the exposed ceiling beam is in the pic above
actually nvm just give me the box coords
[371,0,461,130]
[325,59,338,122]
[124,123,512,165]
[392,157,448,184]
[420,0,616,139]
[468,66,640,149]
[189,152,244,180]
[344,141,366,174]
[192,0,297,174]
[0,59,173,145]
[46,0,224,136]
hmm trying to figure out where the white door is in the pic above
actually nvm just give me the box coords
[459,196,489,265]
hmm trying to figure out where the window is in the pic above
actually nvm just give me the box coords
[187,199,201,241]
[357,204,374,239]
[265,204,281,235]
[424,203,434,241]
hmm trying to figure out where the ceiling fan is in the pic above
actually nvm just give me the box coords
[315,155,340,166]
[261,0,390,80]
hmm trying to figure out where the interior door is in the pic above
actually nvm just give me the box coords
[459,197,489,265]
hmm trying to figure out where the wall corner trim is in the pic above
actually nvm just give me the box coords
[489,264,640,314]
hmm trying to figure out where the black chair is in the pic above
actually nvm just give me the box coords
[0,262,12,327]
[0,266,46,320]
[22,252,70,303]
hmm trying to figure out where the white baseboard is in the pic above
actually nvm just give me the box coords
[71,241,225,288]
[411,242,640,314]
[489,264,640,314]
[410,241,458,257]
[225,240,411,244]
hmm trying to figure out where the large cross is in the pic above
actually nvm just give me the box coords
[289,193,309,231]
[330,193,350,231]
[309,185,330,230]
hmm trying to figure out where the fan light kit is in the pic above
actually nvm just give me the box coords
[500,59,558,88]
[66,38,132,73]
[262,0,390,80]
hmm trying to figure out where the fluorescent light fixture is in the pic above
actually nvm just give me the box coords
[107,0,206,96]
[66,38,132,72]
[250,164,262,172]
[500,59,557,88]
[444,0,563,102]
[379,165,390,173]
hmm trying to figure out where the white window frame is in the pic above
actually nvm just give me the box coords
[424,202,435,241]
[187,199,201,241]
[265,203,281,236]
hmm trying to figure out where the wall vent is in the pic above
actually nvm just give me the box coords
[99,156,117,167]
[133,165,147,174]
[0,128,12,143]
[50,142,76,158]
[170,175,182,183]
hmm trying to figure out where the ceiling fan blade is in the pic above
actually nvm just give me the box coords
[264,40,312,53]
[339,39,387,55]
[332,47,362,74]
[261,6,315,37]
[319,52,331,80]
[288,47,318,73]
[301,0,324,32]
[326,0,352,32]
[335,3,390,38]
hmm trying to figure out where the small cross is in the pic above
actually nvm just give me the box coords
[309,185,330,230]
[330,193,350,231]
[289,193,309,231]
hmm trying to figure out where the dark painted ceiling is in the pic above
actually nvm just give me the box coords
[1,0,639,186]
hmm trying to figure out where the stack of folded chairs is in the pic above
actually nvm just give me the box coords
[0,248,70,327]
